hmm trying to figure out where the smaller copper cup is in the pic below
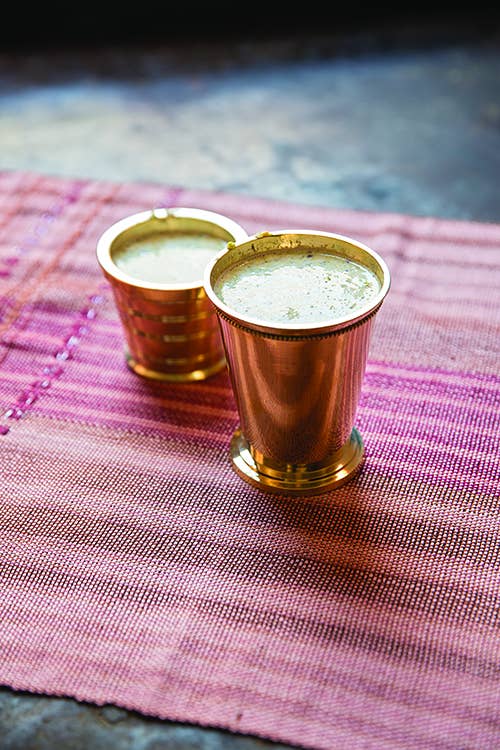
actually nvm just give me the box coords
[96,207,247,381]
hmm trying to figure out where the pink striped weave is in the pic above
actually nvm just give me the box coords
[0,170,498,750]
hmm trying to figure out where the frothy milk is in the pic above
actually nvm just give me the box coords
[114,232,227,284]
[214,249,381,324]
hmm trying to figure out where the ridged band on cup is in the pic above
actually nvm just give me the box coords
[214,302,382,341]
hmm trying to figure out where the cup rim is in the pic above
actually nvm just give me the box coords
[96,207,248,291]
[203,229,391,335]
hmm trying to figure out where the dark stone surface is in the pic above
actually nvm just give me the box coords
[0,689,292,749]
[1,17,500,222]
[1,15,499,750]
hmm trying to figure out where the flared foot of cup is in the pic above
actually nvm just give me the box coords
[126,351,226,382]
[230,428,365,496]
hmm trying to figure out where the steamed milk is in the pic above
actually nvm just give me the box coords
[214,249,381,324]
[114,232,226,284]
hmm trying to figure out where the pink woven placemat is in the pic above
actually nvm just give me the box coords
[0,170,498,750]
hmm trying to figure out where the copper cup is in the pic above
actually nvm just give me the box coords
[204,230,391,495]
[96,207,247,382]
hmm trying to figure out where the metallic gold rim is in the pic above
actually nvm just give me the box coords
[215,304,381,341]
[126,352,226,382]
[204,230,391,338]
[230,428,364,496]
[97,207,248,291]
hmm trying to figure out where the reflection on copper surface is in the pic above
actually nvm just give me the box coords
[204,231,390,495]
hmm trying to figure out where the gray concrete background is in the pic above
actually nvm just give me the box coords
[1,14,500,750]
[1,20,500,222]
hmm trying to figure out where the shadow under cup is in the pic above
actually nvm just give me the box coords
[204,231,391,496]
[96,207,247,382]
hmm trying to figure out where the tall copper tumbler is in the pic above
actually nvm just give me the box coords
[204,231,391,496]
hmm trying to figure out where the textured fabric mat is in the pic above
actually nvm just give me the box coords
[0,170,499,750]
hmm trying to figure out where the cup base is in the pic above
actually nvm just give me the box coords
[126,352,226,382]
[230,428,364,496]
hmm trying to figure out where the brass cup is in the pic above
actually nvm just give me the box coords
[96,207,247,382]
[204,230,391,495]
